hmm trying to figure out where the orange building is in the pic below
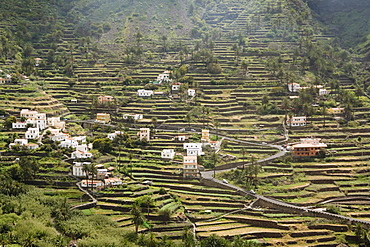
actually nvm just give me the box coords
[292,138,327,157]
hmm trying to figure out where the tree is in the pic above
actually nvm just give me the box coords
[135,195,155,216]
[182,226,196,247]
[93,138,113,153]
[3,116,16,129]
[321,105,327,128]
[210,152,219,177]
[200,234,229,247]
[261,95,269,106]
[130,203,145,233]
[151,117,158,128]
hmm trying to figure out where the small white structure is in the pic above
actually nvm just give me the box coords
[188,89,196,97]
[319,88,329,96]
[161,149,175,159]
[137,89,153,97]
[71,98,78,103]
[80,179,104,188]
[123,114,143,121]
[104,177,122,187]
[50,132,70,142]
[183,156,199,178]
[20,109,38,119]
[47,117,66,130]
[288,83,301,93]
[286,116,307,127]
[9,139,28,149]
[138,128,150,142]
[72,162,91,177]
[59,138,79,149]
[157,71,172,83]
[73,136,87,144]
[71,144,93,159]
[25,127,40,139]
[35,113,47,130]
[177,135,187,142]
[209,140,220,150]
[24,143,39,150]
[12,122,27,129]
[183,143,203,156]
[107,131,123,140]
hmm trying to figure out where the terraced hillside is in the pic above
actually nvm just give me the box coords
[1,0,370,246]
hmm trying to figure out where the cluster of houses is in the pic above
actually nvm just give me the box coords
[159,129,221,178]
[9,109,66,150]
[287,82,348,125]
[72,162,122,189]
[136,71,196,100]
[288,83,329,96]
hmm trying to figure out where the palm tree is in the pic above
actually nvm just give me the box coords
[182,226,196,247]
[130,203,145,233]
[210,151,219,177]
[321,106,327,128]
[128,153,134,177]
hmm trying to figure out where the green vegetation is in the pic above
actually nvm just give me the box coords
[0,0,370,246]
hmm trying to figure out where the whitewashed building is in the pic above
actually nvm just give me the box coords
[286,116,307,127]
[72,162,91,177]
[25,127,40,139]
[161,149,175,159]
[123,114,143,121]
[183,143,203,156]
[138,128,150,142]
[12,122,27,129]
[137,89,153,97]
[188,89,196,97]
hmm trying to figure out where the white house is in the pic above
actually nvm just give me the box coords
[288,83,301,93]
[59,138,79,149]
[183,156,199,178]
[188,89,196,97]
[157,71,172,84]
[286,116,307,127]
[183,143,203,156]
[12,122,27,129]
[24,143,39,150]
[71,144,93,159]
[20,109,38,119]
[107,131,123,140]
[35,113,47,130]
[73,136,87,144]
[161,149,175,159]
[72,162,91,177]
[138,128,150,142]
[80,179,104,188]
[176,135,188,142]
[319,88,329,96]
[104,177,122,187]
[50,132,70,142]
[209,140,220,150]
[9,139,28,149]
[25,127,40,139]
[137,89,153,97]
[123,114,143,121]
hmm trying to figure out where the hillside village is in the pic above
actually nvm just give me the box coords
[0,0,370,246]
